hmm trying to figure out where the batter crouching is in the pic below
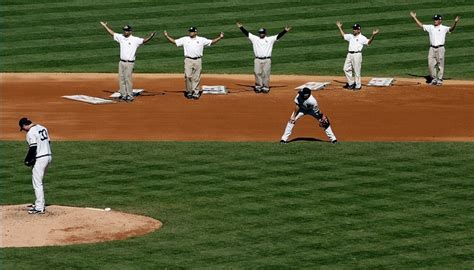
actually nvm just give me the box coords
[280,88,337,144]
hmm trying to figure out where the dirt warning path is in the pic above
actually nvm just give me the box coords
[1,73,473,142]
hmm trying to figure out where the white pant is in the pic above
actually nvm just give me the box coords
[428,47,445,80]
[281,110,337,142]
[343,53,362,88]
[32,156,51,211]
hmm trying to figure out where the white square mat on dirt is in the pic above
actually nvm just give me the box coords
[368,78,395,87]
[63,95,115,105]
[109,89,144,98]
[202,85,228,95]
[295,82,330,91]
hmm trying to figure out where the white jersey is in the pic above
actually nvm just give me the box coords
[344,33,369,52]
[175,36,212,58]
[113,33,144,61]
[295,94,319,112]
[248,33,278,58]
[422,24,450,46]
[26,124,52,158]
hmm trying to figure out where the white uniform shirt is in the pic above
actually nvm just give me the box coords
[422,24,450,46]
[175,36,212,58]
[113,33,144,61]
[248,33,278,58]
[26,124,52,158]
[295,94,319,112]
[344,33,369,52]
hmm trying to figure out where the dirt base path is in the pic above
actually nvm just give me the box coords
[1,73,473,142]
[0,204,161,248]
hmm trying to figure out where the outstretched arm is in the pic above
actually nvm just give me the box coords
[367,29,379,45]
[163,30,176,44]
[450,16,461,32]
[100,21,115,36]
[336,21,345,39]
[277,26,291,40]
[410,11,423,28]
[211,32,224,45]
[143,31,156,44]
[236,22,249,37]
[289,104,300,123]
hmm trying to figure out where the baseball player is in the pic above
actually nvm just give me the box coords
[280,88,338,144]
[100,22,156,102]
[236,22,291,93]
[410,12,461,86]
[336,21,379,90]
[19,117,52,214]
[164,27,224,99]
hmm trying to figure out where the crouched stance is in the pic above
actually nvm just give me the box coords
[280,88,337,144]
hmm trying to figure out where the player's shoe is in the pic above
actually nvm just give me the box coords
[192,91,202,100]
[184,91,193,99]
[280,140,288,144]
[28,208,45,215]
[331,140,338,144]
[254,86,262,93]
[125,95,135,102]
[261,87,270,94]
[436,79,443,86]
[353,86,362,91]
[27,203,35,208]
[430,78,439,85]
[343,83,355,89]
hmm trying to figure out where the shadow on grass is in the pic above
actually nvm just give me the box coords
[288,137,326,143]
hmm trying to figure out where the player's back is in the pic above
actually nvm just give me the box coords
[27,124,52,158]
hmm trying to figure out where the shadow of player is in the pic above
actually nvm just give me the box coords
[288,137,325,143]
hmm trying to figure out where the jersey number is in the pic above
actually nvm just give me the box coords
[38,129,48,141]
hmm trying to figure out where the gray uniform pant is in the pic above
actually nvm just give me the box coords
[118,61,134,97]
[343,53,362,88]
[281,110,337,142]
[184,58,202,95]
[428,47,445,80]
[254,58,271,88]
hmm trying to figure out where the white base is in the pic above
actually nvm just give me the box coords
[367,78,395,87]
[63,95,115,105]
[201,85,228,95]
[295,82,330,91]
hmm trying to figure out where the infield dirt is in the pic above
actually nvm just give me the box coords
[1,73,473,142]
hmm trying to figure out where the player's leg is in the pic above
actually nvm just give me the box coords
[310,111,337,143]
[118,62,127,98]
[343,54,354,88]
[31,158,50,212]
[436,47,445,85]
[428,47,438,84]
[124,62,134,100]
[281,111,304,143]
[192,59,202,98]
[353,53,362,89]
[184,58,193,97]
[254,59,263,92]
[261,59,271,93]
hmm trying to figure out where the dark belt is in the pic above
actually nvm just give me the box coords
[430,45,444,49]
[185,56,201,60]
[348,51,361,54]
[255,56,271,59]
[120,59,135,63]
[36,154,51,159]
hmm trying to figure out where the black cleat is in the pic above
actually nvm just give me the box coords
[331,140,338,144]
[280,140,288,144]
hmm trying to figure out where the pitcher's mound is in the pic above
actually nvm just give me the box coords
[0,204,162,248]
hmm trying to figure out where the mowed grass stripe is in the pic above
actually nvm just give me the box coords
[3,141,473,268]
[1,0,473,78]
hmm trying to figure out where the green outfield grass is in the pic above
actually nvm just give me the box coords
[1,141,473,268]
[1,0,474,78]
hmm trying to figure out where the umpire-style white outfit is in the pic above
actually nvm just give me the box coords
[423,24,450,83]
[343,33,369,89]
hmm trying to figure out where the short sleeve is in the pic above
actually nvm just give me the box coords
[248,33,258,42]
[422,25,432,32]
[113,33,122,43]
[135,37,144,46]
[202,37,213,47]
[444,25,451,33]
[343,34,352,42]
[269,35,278,42]
[361,36,369,45]
[175,37,185,47]
[27,132,37,146]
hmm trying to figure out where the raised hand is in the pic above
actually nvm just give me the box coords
[163,30,168,36]
[455,16,461,22]
[336,21,342,28]
[219,32,224,38]
[372,29,380,35]
[410,11,416,18]
[236,22,243,28]
[284,26,292,32]
[100,21,108,27]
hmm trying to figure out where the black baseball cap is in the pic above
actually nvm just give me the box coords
[433,14,442,20]
[352,23,361,30]
[188,26,198,32]
[19,117,32,131]
[258,28,267,33]
[300,87,311,98]
[122,25,133,31]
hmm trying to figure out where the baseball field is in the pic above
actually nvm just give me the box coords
[1,0,474,269]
